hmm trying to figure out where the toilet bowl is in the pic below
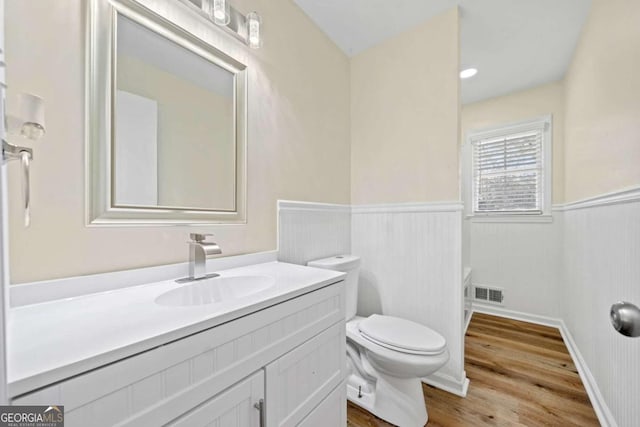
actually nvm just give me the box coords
[307,255,449,427]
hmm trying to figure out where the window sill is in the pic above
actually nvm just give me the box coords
[466,214,553,223]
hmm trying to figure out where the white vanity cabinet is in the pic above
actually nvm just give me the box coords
[12,281,347,427]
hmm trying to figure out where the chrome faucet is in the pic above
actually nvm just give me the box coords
[177,233,222,283]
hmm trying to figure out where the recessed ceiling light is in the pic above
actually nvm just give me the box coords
[460,68,478,79]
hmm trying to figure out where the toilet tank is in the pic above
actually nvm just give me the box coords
[307,255,360,321]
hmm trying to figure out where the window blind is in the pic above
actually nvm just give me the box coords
[472,129,543,213]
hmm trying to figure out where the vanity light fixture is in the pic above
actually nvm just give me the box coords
[460,68,478,79]
[246,11,262,49]
[196,0,262,49]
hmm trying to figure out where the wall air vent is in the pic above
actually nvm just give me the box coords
[488,289,504,304]
[474,287,488,301]
[474,285,504,305]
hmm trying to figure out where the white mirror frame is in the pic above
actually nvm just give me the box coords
[86,0,247,225]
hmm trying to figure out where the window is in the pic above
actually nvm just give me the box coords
[467,116,552,220]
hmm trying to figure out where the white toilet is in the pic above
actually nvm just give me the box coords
[308,255,449,427]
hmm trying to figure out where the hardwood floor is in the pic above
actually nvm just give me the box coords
[346,313,599,426]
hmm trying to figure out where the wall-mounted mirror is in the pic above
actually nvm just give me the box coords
[87,0,247,225]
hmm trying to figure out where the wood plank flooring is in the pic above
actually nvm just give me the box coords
[346,313,599,426]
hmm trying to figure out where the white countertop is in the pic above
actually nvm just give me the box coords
[8,261,345,397]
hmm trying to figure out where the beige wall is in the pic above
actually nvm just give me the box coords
[118,54,235,210]
[5,0,351,283]
[462,81,565,203]
[564,0,640,202]
[350,8,460,204]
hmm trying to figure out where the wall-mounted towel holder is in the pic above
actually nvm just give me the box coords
[2,140,32,226]
[3,93,45,227]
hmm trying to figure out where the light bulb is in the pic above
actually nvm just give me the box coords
[213,0,229,25]
[21,123,45,140]
[460,68,478,79]
[17,93,46,140]
[203,0,230,26]
[247,12,262,49]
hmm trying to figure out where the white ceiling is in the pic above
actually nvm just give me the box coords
[293,0,592,104]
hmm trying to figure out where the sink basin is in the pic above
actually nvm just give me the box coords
[155,275,275,307]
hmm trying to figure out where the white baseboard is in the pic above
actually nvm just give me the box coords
[470,305,617,427]
[422,371,469,398]
[464,311,473,334]
[472,302,562,328]
[558,321,618,427]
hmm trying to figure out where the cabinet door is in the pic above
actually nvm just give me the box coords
[265,322,346,427]
[167,370,264,427]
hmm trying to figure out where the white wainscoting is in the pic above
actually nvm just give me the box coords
[277,200,351,266]
[468,212,563,318]
[560,188,640,427]
[351,202,468,396]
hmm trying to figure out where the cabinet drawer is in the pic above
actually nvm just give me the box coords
[167,370,264,427]
[265,321,346,427]
[13,282,344,427]
[298,381,346,427]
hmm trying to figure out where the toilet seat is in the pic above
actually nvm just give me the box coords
[358,314,446,356]
[346,316,450,379]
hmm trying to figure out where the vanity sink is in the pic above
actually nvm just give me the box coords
[155,275,275,307]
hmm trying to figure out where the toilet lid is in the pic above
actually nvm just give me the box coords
[358,314,446,355]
